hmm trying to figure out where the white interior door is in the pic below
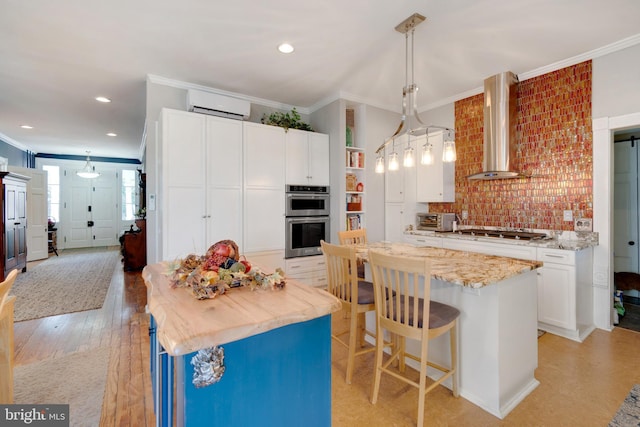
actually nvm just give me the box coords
[8,166,48,260]
[613,140,639,272]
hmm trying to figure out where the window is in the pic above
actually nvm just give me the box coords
[43,165,60,222]
[122,169,137,220]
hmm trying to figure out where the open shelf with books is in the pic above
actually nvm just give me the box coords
[344,107,366,230]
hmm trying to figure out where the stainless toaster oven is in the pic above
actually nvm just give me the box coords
[416,213,455,231]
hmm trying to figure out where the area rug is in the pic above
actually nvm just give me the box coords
[609,384,640,427]
[13,347,109,427]
[10,247,120,322]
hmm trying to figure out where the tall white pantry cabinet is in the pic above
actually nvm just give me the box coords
[157,109,243,261]
[155,108,307,269]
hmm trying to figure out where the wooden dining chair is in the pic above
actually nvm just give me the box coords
[0,269,18,314]
[321,240,376,384]
[338,228,367,278]
[368,250,459,427]
[0,269,18,404]
[338,228,368,245]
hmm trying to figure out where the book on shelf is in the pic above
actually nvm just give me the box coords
[346,214,362,231]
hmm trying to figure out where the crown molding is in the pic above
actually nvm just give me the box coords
[519,33,640,81]
[0,131,34,153]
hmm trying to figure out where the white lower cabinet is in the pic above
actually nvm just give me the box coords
[404,234,443,248]
[244,250,285,273]
[441,238,537,260]
[439,237,594,342]
[285,255,327,288]
[536,247,594,342]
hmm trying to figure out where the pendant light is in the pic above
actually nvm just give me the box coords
[77,151,100,179]
[374,13,455,174]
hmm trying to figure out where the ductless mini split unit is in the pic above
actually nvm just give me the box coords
[187,89,250,120]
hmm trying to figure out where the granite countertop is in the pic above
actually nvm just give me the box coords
[143,262,342,356]
[405,229,598,251]
[354,242,542,289]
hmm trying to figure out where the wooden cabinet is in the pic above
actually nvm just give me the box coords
[285,129,329,186]
[416,132,455,203]
[158,109,242,261]
[1,173,29,280]
[121,220,147,271]
[536,247,594,341]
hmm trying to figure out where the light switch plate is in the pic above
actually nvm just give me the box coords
[574,218,592,231]
[563,210,573,221]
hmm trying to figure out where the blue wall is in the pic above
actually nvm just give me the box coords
[0,138,35,167]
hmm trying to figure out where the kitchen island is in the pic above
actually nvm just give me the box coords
[143,262,342,427]
[356,242,543,420]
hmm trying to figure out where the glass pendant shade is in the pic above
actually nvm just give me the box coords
[77,152,101,179]
[421,142,434,165]
[403,146,415,167]
[375,155,385,173]
[442,140,457,163]
[388,152,399,171]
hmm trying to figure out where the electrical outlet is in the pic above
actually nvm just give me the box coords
[563,210,573,221]
[574,218,592,231]
[462,210,468,220]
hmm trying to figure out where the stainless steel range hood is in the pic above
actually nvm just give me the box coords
[468,71,525,180]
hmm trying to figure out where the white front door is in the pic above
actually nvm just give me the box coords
[92,171,118,247]
[67,172,92,248]
[66,167,118,248]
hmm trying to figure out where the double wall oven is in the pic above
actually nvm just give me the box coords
[285,185,330,258]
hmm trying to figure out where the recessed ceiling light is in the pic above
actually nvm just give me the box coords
[106,132,117,137]
[95,96,111,103]
[20,125,33,129]
[278,43,294,54]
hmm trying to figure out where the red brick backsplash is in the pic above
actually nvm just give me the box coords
[429,61,592,231]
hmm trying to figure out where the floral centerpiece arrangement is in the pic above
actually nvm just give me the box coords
[166,239,286,300]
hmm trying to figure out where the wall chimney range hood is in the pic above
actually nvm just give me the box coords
[468,71,525,180]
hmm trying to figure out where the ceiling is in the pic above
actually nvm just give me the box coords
[1,0,640,161]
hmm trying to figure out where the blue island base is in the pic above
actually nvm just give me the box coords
[169,315,332,426]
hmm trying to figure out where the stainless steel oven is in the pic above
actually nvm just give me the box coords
[285,185,330,258]
[285,216,330,258]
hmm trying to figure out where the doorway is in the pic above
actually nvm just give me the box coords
[613,127,640,332]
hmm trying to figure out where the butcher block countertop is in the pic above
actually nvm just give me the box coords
[355,242,542,289]
[143,262,342,357]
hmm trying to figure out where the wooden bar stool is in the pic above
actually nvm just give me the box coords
[368,250,460,427]
[321,240,376,384]
[338,228,367,278]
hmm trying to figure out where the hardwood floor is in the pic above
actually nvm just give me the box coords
[13,257,155,426]
[12,256,640,426]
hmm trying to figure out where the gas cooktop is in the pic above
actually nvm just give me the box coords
[445,229,549,240]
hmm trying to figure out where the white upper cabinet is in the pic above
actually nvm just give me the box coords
[285,129,330,186]
[416,132,455,203]
[244,122,285,189]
